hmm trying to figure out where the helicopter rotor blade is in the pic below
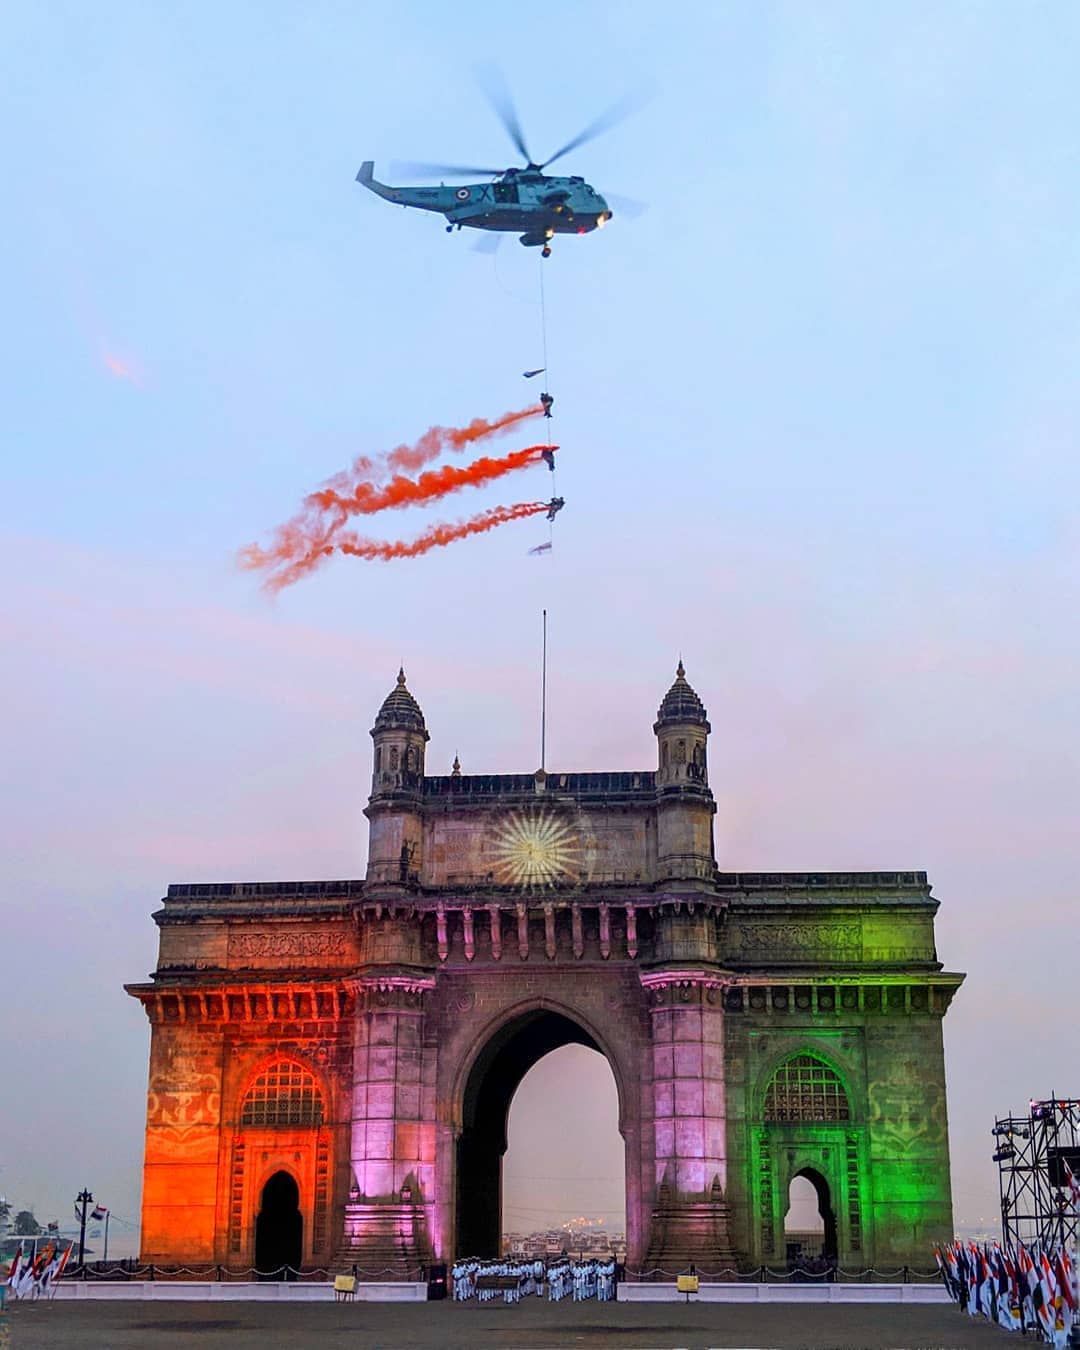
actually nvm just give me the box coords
[475,64,534,166]
[540,89,651,170]
[390,160,506,180]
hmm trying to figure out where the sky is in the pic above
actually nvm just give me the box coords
[3,0,1079,1253]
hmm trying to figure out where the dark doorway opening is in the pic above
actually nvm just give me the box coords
[784,1168,837,1266]
[255,1170,302,1278]
[456,1009,618,1260]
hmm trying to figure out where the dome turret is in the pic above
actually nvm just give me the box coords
[652,659,715,882]
[366,668,429,886]
[373,667,429,736]
[369,667,429,799]
[654,660,710,733]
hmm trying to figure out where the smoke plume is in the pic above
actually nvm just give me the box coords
[308,445,555,516]
[322,406,542,495]
[336,501,550,562]
[240,405,554,591]
[240,442,556,590]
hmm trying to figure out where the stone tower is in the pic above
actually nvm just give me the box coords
[365,668,429,889]
[653,660,716,885]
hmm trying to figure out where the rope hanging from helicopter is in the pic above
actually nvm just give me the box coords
[539,256,557,549]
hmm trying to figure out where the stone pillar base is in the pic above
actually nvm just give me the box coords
[643,1200,737,1276]
[334,1202,432,1280]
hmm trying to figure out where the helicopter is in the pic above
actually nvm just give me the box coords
[357,84,640,257]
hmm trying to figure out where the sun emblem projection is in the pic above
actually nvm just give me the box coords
[490,809,583,891]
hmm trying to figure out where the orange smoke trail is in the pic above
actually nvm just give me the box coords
[321,406,543,498]
[308,444,556,515]
[336,501,549,562]
[248,502,549,592]
[238,510,349,591]
[240,443,555,590]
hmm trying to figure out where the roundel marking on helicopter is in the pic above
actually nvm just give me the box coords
[455,187,471,201]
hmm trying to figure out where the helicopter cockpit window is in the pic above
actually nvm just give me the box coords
[493,181,519,204]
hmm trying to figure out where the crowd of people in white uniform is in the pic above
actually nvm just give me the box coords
[451,1256,619,1303]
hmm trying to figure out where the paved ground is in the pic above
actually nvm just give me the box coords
[2,1299,1017,1349]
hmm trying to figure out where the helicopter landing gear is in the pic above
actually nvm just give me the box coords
[446,224,453,233]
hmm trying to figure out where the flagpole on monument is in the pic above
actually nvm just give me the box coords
[103,1210,109,1264]
[540,608,548,774]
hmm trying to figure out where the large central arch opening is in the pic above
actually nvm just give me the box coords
[456,1009,624,1260]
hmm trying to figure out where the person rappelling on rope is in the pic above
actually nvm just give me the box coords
[541,446,556,470]
[540,391,554,418]
[545,496,565,522]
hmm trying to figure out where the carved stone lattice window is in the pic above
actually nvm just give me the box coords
[240,1061,324,1127]
[764,1055,850,1122]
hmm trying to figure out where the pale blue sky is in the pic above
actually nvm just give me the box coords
[3,1,1079,1246]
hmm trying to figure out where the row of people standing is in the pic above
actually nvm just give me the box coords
[450,1256,619,1303]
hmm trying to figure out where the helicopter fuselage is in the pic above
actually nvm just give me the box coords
[357,162,611,246]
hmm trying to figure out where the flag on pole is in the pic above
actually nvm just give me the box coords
[52,1242,73,1296]
[37,1247,63,1297]
[90,1205,108,1222]
[1020,1245,1039,1328]
[1036,1252,1057,1339]
[1064,1158,1080,1211]
[991,1243,1018,1330]
[15,1251,40,1300]
[1058,1246,1077,1314]
[6,1246,22,1291]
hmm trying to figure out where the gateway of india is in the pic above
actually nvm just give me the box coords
[127,664,963,1276]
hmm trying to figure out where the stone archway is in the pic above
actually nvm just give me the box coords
[255,1170,303,1277]
[454,1008,624,1259]
[786,1167,837,1263]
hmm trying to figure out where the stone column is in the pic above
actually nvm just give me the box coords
[338,966,437,1277]
[640,966,735,1271]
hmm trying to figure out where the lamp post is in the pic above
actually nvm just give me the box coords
[75,1189,93,1268]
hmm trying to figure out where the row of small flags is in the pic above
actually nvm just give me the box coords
[934,1160,1080,1347]
[5,1243,75,1301]
[936,1239,1076,1345]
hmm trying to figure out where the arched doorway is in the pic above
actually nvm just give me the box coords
[784,1168,836,1266]
[455,1009,624,1260]
[255,1171,302,1278]
[503,1044,624,1258]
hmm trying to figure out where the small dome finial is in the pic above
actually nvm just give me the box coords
[655,658,709,731]
[372,668,428,738]
[451,753,461,777]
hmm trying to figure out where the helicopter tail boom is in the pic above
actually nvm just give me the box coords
[356,161,459,214]
[356,161,397,202]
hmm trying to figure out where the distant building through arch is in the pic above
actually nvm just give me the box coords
[127,662,964,1275]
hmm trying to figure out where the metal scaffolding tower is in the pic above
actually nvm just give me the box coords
[994,1095,1080,1255]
